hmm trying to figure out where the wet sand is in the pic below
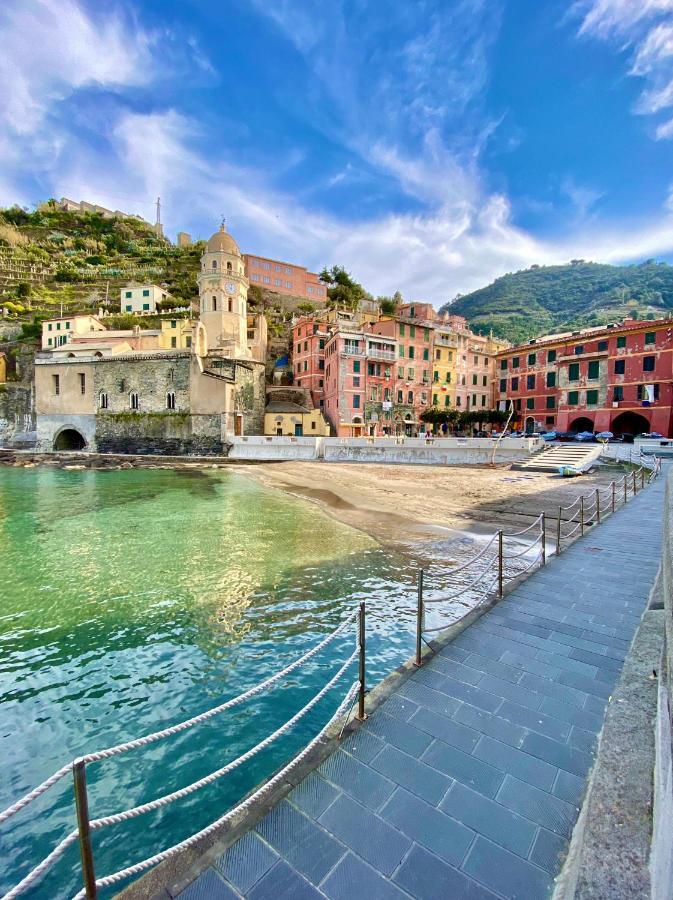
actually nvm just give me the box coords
[241,460,627,546]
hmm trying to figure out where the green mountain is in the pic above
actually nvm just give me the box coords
[439,260,673,343]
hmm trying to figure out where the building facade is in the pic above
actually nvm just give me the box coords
[120,284,171,315]
[496,318,673,437]
[243,254,328,301]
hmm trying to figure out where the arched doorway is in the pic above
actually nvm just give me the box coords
[524,416,535,435]
[569,416,594,433]
[53,428,87,451]
[611,411,650,438]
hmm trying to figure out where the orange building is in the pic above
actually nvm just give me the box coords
[243,254,328,301]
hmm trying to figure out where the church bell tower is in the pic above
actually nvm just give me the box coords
[197,223,250,357]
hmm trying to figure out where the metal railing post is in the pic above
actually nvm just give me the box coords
[498,530,504,598]
[624,476,628,504]
[632,470,637,495]
[641,468,646,489]
[580,496,585,536]
[357,602,367,720]
[595,488,601,525]
[556,506,562,556]
[611,481,616,513]
[73,760,97,900]
[541,513,546,565]
[415,570,424,668]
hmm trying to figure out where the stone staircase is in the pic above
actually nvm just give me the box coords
[512,442,604,472]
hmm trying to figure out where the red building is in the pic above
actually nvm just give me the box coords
[243,254,327,301]
[496,318,673,437]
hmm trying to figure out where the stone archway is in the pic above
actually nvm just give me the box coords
[53,427,87,451]
[611,410,650,438]
[569,416,595,433]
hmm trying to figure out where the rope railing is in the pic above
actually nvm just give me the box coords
[1,607,366,900]
[415,448,663,667]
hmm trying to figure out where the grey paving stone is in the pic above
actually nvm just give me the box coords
[497,776,578,837]
[215,832,277,893]
[541,651,599,678]
[318,793,411,876]
[288,772,340,818]
[393,843,499,900]
[422,739,505,798]
[380,786,474,866]
[408,705,480,752]
[529,828,567,874]
[556,670,613,699]
[500,649,564,679]
[497,699,571,742]
[522,729,593,778]
[452,702,527,748]
[397,679,462,718]
[380,693,419,723]
[593,667,618,685]
[255,800,346,883]
[552,769,586,806]
[340,727,386,764]
[567,725,598,754]
[464,651,525,684]
[463,835,554,899]
[518,672,587,708]
[476,673,544,711]
[427,655,485,685]
[321,852,411,900]
[415,672,503,713]
[319,749,396,811]
[491,617,552,639]
[248,860,324,900]
[538,696,603,733]
[370,743,453,805]
[439,644,471,663]
[472,735,557,791]
[178,868,239,900]
[583,694,608,715]
[364,709,433,758]
[569,648,623,671]
[549,631,617,656]
[440,781,536,858]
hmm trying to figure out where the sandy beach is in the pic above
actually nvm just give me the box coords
[241,460,627,546]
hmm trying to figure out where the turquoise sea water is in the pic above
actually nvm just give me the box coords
[0,465,444,899]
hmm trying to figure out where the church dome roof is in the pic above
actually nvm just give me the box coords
[206,224,240,255]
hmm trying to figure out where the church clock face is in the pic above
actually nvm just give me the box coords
[225,282,236,295]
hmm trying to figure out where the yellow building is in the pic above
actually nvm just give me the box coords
[0,351,6,384]
[431,328,457,409]
[159,319,194,350]
[264,401,331,437]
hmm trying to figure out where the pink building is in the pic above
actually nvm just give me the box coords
[292,314,329,410]
[243,254,328,301]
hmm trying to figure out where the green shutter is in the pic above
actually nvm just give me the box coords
[568,363,579,381]
[588,360,599,379]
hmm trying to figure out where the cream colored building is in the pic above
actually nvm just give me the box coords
[197,224,250,356]
[41,315,106,350]
[120,284,171,315]
[0,352,6,384]
[264,401,330,437]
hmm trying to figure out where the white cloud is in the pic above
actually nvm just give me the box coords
[573,0,673,135]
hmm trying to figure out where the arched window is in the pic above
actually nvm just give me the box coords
[227,261,232,271]
[129,391,139,410]
[166,391,176,410]
[212,295,217,312]
[99,391,108,409]
[228,298,233,313]
[211,260,217,269]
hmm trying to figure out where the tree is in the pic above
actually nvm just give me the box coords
[16,282,31,299]
[320,265,369,310]
[378,296,396,315]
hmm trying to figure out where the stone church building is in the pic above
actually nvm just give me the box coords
[34,225,266,454]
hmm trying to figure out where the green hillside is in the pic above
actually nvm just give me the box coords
[440,260,673,343]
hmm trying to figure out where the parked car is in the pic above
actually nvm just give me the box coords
[576,431,596,442]
[555,431,578,442]
[538,431,557,441]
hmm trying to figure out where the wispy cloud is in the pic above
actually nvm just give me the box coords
[573,0,673,136]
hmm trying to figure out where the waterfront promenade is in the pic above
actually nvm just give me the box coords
[173,468,666,900]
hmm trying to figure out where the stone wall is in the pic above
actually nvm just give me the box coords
[0,383,35,447]
[234,362,266,437]
[95,411,227,455]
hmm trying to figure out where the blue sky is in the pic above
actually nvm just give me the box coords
[1,0,673,305]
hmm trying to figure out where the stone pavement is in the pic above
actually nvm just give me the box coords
[176,467,666,900]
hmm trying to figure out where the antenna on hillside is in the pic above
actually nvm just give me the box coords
[155,196,162,226]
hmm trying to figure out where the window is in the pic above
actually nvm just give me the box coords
[512,356,520,368]
[171,337,177,348]
[614,359,625,375]
[275,279,281,287]
[48,338,52,346]
[433,370,439,382]
[433,394,438,405]
[212,297,217,312]
[546,416,555,426]
[645,332,656,345]
[500,378,507,392]
[53,374,60,395]
[598,340,608,351]
[142,289,150,297]
[56,323,61,331]
[353,376,360,387]
[48,323,52,331]
[286,281,292,288]
[588,360,599,379]
[99,391,108,409]
[408,346,415,359]
[212,260,217,269]
[353,360,361,373]
[546,371,556,388]
[515,398,521,411]
[166,391,176,410]
[125,305,132,312]
[617,336,627,348]
[263,276,270,284]
[445,396,451,407]
[568,363,579,381]
[398,366,404,378]
[472,374,478,385]
[568,390,579,405]
[528,352,536,365]
[526,374,535,390]
[472,394,477,406]
[643,355,655,372]
[407,368,414,380]
[409,325,415,337]
[171,320,177,328]
[456,396,461,406]
[125,291,132,299]
[474,356,478,365]
[586,389,598,406]
[398,345,405,358]
[546,395,555,409]
[397,390,403,403]
[482,395,486,406]
[511,376,519,390]
[613,386,624,401]
[78,373,86,394]
[65,322,70,330]
[142,303,150,311]
[526,398,534,410]
[500,359,507,370]
[186,336,192,348]
[407,391,413,404]
[318,359,324,371]
[423,348,429,360]
[574,345,584,355]
[304,341,308,351]
[319,339,325,350]
[547,349,556,363]
[129,392,139,410]
[398,323,405,336]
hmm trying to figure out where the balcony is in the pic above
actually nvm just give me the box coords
[341,346,364,356]
[366,347,396,361]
